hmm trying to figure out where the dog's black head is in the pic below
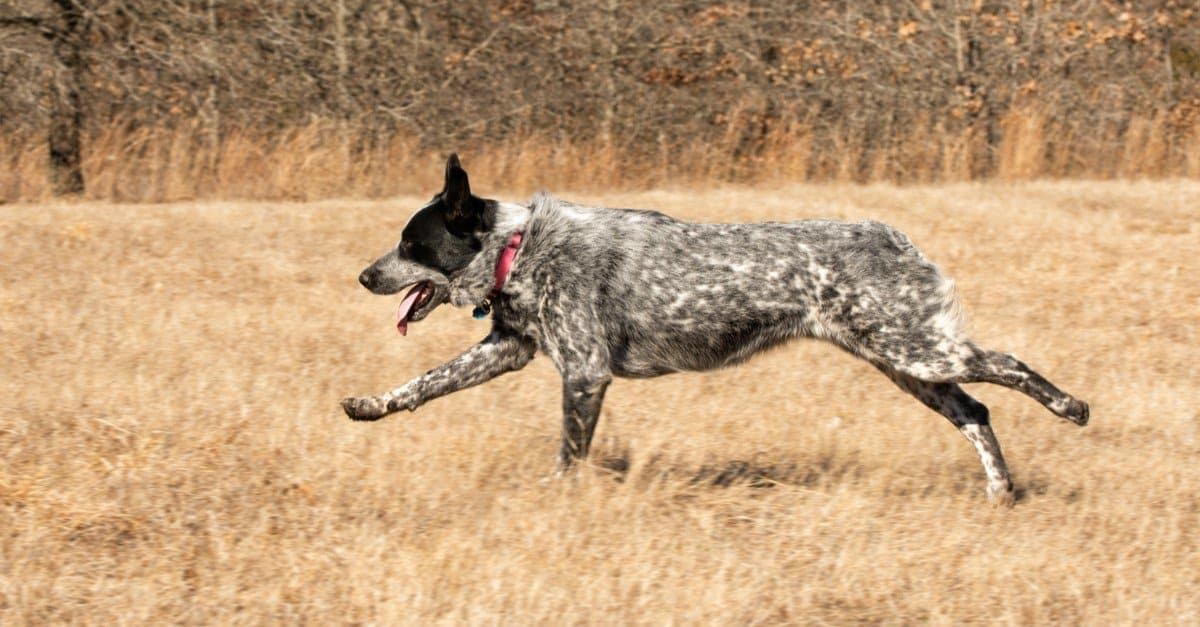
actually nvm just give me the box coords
[358,154,497,334]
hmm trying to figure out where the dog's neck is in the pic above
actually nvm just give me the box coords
[448,201,531,308]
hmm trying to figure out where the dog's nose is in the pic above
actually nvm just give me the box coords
[358,270,374,289]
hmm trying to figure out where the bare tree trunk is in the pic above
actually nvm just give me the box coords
[333,0,352,182]
[203,0,220,183]
[48,0,85,195]
[599,0,618,149]
[953,1,964,74]
[334,0,350,115]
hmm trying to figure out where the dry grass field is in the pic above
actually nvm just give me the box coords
[1,181,1197,624]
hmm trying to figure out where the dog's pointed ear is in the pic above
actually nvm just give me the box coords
[442,153,472,219]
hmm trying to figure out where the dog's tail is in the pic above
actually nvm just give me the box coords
[883,225,969,341]
[932,276,968,341]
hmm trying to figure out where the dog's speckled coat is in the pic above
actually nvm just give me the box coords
[343,156,1089,505]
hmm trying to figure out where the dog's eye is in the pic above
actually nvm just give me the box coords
[404,241,436,265]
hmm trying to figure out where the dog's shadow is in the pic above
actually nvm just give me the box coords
[591,447,864,491]
[589,444,1040,505]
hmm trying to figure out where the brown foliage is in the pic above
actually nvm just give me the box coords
[0,1,1198,200]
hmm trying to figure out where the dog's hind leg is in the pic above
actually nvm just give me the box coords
[342,330,536,421]
[952,349,1090,426]
[880,367,1015,506]
[859,327,1088,426]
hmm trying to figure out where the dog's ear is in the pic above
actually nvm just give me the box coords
[441,153,493,234]
[442,153,472,220]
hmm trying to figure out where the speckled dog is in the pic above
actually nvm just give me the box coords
[342,155,1089,505]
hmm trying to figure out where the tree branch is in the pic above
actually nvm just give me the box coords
[0,15,43,29]
[0,15,58,40]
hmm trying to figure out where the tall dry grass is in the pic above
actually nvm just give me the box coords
[3,109,1198,203]
[1,181,1198,624]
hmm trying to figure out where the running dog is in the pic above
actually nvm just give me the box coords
[342,154,1089,505]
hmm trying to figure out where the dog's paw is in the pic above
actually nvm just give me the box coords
[987,481,1017,508]
[1065,399,1089,426]
[341,396,388,421]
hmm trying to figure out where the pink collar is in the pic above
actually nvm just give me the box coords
[473,230,523,319]
[492,231,523,294]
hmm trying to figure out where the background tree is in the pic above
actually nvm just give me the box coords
[1,0,1197,198]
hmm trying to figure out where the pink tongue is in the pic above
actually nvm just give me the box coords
[395,285,424,336]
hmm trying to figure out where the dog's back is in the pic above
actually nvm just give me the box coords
[506,194,957,377]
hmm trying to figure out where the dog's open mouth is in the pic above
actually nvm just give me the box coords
[396,281,438,336]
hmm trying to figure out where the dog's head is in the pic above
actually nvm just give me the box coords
[358,154,497,334]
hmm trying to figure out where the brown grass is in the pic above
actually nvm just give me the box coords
[3,109,1199,203]
[1,181,1198,624]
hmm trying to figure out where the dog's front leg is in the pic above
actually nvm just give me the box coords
[557,372,613,469]
[342,330,536,421]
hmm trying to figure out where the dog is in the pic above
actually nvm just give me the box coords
[342,154,1089,505]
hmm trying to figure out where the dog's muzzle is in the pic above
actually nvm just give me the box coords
[357,252,450,336]
[357,254,437,296]
[358,268,381,291]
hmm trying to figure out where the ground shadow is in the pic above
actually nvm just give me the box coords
[591,445,867,492]
[588,441,1076,506]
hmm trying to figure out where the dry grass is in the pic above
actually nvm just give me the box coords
[1,180,1198,624]
[3,110,1199,203]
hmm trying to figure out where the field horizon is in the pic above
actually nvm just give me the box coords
[1,180,1197,624]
